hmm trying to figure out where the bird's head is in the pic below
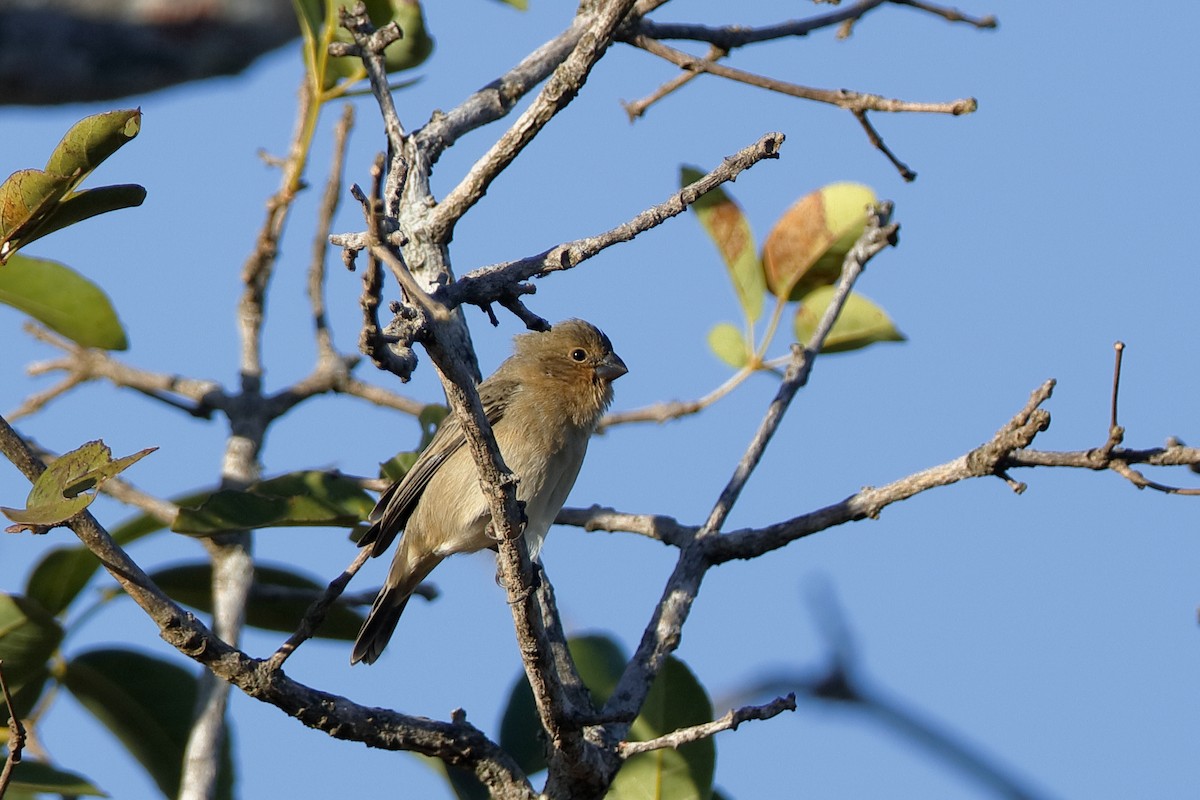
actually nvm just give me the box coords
[510,319,627,427]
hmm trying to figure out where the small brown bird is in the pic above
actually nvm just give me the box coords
[351,319,627,665]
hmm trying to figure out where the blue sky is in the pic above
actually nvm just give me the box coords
[2,1,1199,798]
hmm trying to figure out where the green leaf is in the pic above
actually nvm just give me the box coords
[609,657,715,800]
[500,634,629,775]
[44,109,142,191]
[145,562,366,640]
[762,182,878,301]
[61,648,234,800]
[793,287,906,353]
[171,470,375,535]
[706,322,749,369]
[0,110,142,262]
[0,254,128,350]
[25,548,109,617]
[0,594,63,689]
[1,441,153,530]
[28,184,147,244]
[2,760,108,797]
[682,165,765,323]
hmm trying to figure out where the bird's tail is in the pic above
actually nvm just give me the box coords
[350,591,411,665]
[350,546,441,665]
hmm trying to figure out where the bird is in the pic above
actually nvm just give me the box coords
[350,319,627,665]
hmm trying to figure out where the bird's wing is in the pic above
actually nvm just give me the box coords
[358,373,519,556]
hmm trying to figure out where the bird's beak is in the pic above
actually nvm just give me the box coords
[596,351,628,382]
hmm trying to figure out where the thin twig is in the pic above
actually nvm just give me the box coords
[855,110,916,182]
[891,0,997,29]
[622,44,725,121]
[597,362,755,430]
[631,0,994,51]
[617,694,796,758]
[268,547,373,669]
[1110,341,1125,431]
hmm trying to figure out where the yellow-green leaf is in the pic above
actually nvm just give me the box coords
[0,254,128,350]
[793,287,906,353]
[0,169,70,261]
[45,109,142,191]
[682,165,764,323]
[707,322,749,369]
[1,441,154,529]
[763,182,878,301]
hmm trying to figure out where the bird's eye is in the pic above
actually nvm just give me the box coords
[570,348,587,362]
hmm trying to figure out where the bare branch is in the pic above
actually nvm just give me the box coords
[891,0,998,29]
[631,35,976,116]
[440,131,784,313]
[556,505,694,548]
[268,547,373,669]
[18,324,223,419]
[617,694,796,758]
[426,0,640,242]
[622,44,724,121]
[854,109,917,181]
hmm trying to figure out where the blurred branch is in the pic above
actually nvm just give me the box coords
[308,104,356,362]
[0,0,298,106]
[633,0,994,51]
